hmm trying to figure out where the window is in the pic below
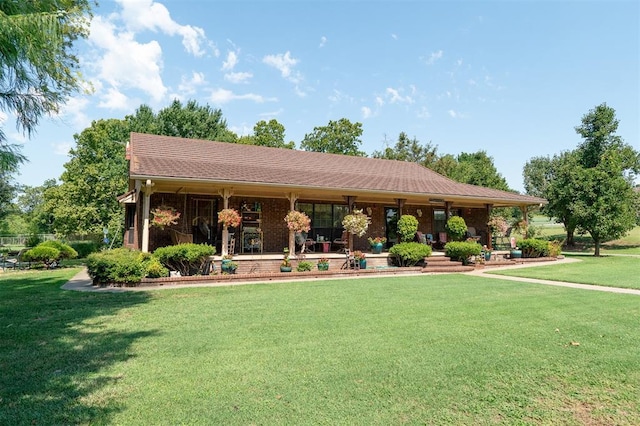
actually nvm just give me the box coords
[296,202,348,241]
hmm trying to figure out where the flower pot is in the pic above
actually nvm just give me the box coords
[371,243,383,254]
[510,249,522,259]
[280,266,292,272]
[221,259,236,274]
[317,263,329,271]
[483,251,492,261]
[359,259,367,269]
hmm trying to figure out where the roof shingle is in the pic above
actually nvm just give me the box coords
[129,132,545,205]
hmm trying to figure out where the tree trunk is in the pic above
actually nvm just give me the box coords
[566,228,575,246]
[594,239,601,256]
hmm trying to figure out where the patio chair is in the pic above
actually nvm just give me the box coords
[426,233,436,245]
[341,249,359,270]
[295,232,315,253]
[466,227,481,242]
[170,229,193,245]
[333,231,348,253]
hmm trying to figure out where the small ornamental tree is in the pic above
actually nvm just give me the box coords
[397,215,419,242]
[446,216,468,241]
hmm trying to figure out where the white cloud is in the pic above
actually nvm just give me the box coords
[263,51,301,83]
[52,142,73,156]
[361,106,372,119]
[417,107,431,119]
[294,85,307,98]
[88,15,167,103]
[224,72,252,84]
[178,72,206,95]
[222,51,238,71]
[385,87,413,104]
[425,50,443,65]
[61,96,92,129]
[375,96,384,107]
[115,0,208,57]
[319,36,327,48]
[98,87,131,110]
[258,108,284,117]
[448,109,466,119]
[209,88,276,104]
[0,111,7,125]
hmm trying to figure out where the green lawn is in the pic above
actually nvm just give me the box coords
[488,254,640,290]
[1,269,639,424]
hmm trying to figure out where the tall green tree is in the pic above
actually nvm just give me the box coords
[252,119,295,148]
[154,99,237,142]
[0,0,93,171]
[525,103,639,254]
[300,118,366,156]
[372,132,438,166]
[432,151,512,191]
[16,179,57,234]
[45,101,236,240]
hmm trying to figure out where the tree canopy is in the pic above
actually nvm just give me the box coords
[300,118,366,156]
[238,119,295,149]
[43,100,235,240]
[0,0,93,171]
[524,103,639,254]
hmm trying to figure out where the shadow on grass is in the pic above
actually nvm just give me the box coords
[0,271,155,424]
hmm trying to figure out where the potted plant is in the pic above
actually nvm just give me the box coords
[482,245,492,261]
[317,257,330,271]
[221,254,235,273]
[150,205,181,229]
[284,210,311,254]
[367,236,386,254]
[280,248,292,272]
[353,250,366,269]
[342,209,370,239]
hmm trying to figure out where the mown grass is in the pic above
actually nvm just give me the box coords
[1,269,639,424]
[488,254,640,290]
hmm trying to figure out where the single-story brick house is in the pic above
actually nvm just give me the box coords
[121,132,546,254]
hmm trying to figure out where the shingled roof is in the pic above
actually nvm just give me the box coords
[128,132,545,207]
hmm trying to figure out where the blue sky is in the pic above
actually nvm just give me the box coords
[5,0,639,192]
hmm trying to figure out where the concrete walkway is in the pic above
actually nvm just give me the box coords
[466,257,640,296]
[62,257,640,296]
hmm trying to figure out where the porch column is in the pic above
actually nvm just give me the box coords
[218,188,233,256]
[521,205,529,238]
[445,201,452,218]
[141,179,155,253]
[396,198,406,216]
[486,204,493,250]
[286,192,299,255]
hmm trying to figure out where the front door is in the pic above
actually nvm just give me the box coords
[384,207,398,248]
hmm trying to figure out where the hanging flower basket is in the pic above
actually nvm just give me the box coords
[218,208,241,228]
[284,210,311,233]
[342,209,370,237]
[150,205,181,229]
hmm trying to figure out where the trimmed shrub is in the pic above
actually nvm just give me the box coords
[296,260,314,272]
[23,241,78,268]
[389,242,432,267]
[445,241,482,265]
[397,215,419,242]
[38,240,78,260]
[548,240,563,257]
[446,216,468,242]
[144,257,169,278]
[86,248,146,286]
[153,243,215,276]
[70,241,101,258]
[519,238,550,258]
[22,246,60,268]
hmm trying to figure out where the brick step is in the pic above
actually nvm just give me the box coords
[422,265,475,273]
